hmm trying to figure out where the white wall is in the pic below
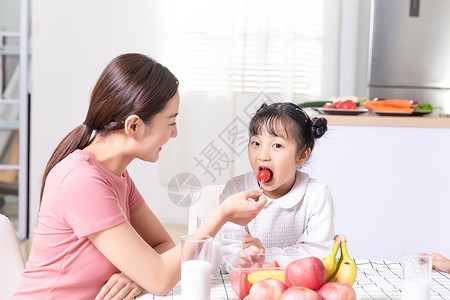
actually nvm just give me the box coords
[29,0,187,232]
[301,123,450,261]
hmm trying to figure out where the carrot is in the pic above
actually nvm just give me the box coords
[371,100,412,108]
[365,101,375,110]
[372,106,414,113]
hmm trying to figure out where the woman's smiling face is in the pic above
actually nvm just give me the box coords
[138,92,180,162]
[248,121,303,199]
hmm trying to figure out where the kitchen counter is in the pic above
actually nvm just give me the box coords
[307,110,450,128]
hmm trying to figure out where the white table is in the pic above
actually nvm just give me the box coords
[138,259,450,300]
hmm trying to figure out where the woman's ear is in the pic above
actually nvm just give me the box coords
[123,114,142,138]
[296,147,311,167]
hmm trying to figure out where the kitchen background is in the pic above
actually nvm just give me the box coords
[1,0,449,261]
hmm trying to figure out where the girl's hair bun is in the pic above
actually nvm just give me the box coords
[256,103,269,113]
[311,117,328,139]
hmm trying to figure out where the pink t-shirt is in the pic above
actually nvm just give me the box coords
[12,150,145,299]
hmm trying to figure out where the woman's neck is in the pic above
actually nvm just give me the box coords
[83,132,133,176]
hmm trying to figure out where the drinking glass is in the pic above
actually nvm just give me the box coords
[181,235,212,300]
[402,252,432,300]
[197,215,222,277]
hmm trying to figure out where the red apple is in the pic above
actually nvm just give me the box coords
[319,282,357,300]
[281,287,322,300]
[249,278,287,300]
[284,256,326,290]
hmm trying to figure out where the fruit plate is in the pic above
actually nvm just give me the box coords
[411,110,433,116]
[313,107,369,115]
[373,111,413,116]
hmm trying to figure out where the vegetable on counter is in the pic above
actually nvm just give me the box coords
[365,99,414,113]
[333,100,357,109]
[413,102,441,111]
[298,96,367,109]
[297,101,329,108]
[365,99,440,113]
[365,99,412,110]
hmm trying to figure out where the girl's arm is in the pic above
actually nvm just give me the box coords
[88,190,266,296]
[130,203,176,254]
[432,252,450,273]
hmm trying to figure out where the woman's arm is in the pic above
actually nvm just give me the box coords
[130,204,175,254]
[88,190,267,295]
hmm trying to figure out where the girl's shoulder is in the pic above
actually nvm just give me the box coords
[299,172,332,202]
[296,171,327,188]
[292,171,331,200]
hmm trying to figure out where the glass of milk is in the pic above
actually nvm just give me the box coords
[197,215,222,277]
[181,235,213,300]
[402,252,432,300]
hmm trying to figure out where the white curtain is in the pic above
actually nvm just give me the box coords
[158,0,341,187]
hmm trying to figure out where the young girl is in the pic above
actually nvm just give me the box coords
[12,53,267,299]
[219,102,334,259]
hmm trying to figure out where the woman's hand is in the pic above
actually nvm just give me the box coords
[96,273,142,300]
[242,233,264,252]
[220,190,267,226]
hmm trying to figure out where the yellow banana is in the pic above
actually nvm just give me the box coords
[321,235,341,282]
[247,269,285,284]
[329,235,357,286]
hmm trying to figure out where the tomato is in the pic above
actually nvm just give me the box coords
[331,101,341,108]
[257,169,271,183]
[335,100,357,109]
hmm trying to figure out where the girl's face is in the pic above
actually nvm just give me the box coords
[248,122,308,199]
[138,92,180,162]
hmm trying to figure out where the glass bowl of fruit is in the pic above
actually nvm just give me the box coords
[223,254,303,300]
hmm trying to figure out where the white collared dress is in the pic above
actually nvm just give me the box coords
[219,171,335,259]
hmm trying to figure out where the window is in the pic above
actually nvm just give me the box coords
[158,0,340,186]
[166,0,335,100]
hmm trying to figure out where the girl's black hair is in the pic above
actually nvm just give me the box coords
[249,102,328,154]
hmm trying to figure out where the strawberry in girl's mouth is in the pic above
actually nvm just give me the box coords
[257,168,273,183]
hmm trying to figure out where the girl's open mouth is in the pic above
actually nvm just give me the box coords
[257,167,273,183]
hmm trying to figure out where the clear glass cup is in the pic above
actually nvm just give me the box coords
[197,215,222,278]
[181,235,213,300]
[402,252,432,300]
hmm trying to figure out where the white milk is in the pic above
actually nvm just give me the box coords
[181,260,212,300]
[402,277,430,300]
[211,240,221,273]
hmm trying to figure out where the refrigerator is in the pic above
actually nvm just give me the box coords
[368,0,450,113]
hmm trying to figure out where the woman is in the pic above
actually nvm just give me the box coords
[13,53,267,299]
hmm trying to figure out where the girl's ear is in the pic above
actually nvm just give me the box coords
[296,147,311,167]
[123,114,142,138]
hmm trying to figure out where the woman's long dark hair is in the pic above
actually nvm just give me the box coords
[40,53,179,201]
